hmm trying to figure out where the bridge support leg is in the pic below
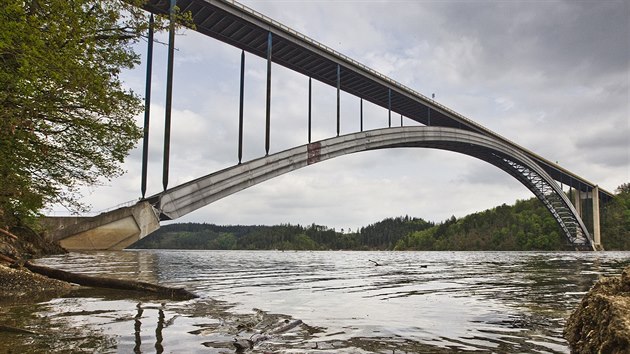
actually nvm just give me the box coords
[573,188,583,217]
[141,14,154,198]
[388,88,392,127]
[336,64,340,136]
[238,50,245,164]
[308,77,312,143]
[162,0,177,191]
[593,185,601,248]
[360,98,363,132]
[265,32,272,155]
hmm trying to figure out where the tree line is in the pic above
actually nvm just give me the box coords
[131,183,630,251]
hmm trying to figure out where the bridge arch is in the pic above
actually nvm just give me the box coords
[150,126,594,250]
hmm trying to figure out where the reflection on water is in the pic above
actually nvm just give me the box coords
[2,250,629,353]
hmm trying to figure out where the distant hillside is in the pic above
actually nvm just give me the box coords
[130,216,432,251]
[394,198,568,251]
[131,184,629,251]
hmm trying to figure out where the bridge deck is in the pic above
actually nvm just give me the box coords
[144,0,612,200]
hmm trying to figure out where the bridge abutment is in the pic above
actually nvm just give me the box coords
[42,202,160,251]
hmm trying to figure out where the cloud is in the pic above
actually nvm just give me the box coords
[49,0,629,229]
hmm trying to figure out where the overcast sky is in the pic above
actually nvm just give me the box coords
[56,0,629,230]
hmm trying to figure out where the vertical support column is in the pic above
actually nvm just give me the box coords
[308,77,312,143]
[162,0,176,191]
[265,32,272,155]
[141,14,154,198]
[573,187,583,218]
[336,64,340,137]
[360,98,363,132]
[593,185,601,248]
[400,114,403,127]
[388,88,391,128]
[238,50,245,164]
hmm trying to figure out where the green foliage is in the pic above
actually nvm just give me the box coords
[358,216,433,250]
[131,217,433,251]
[131,185,630,251]
[601,183,630,250]
[395,198,569,251]
[0,1,184,228]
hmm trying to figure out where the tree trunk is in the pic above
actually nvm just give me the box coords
[23,261,197,300]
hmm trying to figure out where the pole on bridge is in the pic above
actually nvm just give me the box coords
[308,77,312,143]
[388,88,392,128]
[400,114,403,127]
[162,0,177,191]
[141,14,154,198]
[265,32,272,155]
[337,64,341,136]
[238,50,245,164]
[360,98,363,132]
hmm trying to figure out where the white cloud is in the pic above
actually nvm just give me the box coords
[50,0,629,229]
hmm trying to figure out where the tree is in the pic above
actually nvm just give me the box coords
[601,183,630,250]
[0,1,180,228]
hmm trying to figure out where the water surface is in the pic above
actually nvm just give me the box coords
[2,250,629,353]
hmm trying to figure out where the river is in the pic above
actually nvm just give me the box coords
[1,250,629,353]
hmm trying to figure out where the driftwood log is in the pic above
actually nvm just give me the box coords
[23,261,197,300]
[0,228,18,240]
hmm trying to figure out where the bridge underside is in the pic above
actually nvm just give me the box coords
[143,0,611,204]
[148,126,595,250]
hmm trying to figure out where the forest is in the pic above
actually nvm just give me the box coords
[131,184,630,251]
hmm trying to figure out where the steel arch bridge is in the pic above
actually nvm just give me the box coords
[147,127,593,249]
[46,0,612,251]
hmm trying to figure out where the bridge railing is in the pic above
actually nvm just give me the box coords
[43,199,138,217]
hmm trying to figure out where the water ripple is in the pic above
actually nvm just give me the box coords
[30,250,630,353]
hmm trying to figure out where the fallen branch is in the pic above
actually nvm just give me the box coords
[23,261,197,300]
[0,324,39,335]
[0,254,16,264]
[0,228,18,240]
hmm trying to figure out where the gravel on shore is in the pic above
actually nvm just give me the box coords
[0,263,74,300]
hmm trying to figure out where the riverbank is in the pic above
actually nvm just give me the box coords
[0,263,74,301]
[565,266,630,353]
[0,226,71,300]
[0,227,196,301]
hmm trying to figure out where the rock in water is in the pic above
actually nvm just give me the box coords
[564,266,630,353]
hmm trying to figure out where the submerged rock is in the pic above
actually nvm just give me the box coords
[564,267,630,353]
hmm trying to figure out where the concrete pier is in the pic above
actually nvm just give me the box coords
[593,185,601,249]
[42,202,160,251]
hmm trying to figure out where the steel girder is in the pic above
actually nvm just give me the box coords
[488,154,591,248]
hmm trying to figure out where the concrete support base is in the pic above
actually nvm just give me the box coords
[42,202,160,251]
[593,185,601,249]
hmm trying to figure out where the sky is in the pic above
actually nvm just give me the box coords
[53,0,629,231]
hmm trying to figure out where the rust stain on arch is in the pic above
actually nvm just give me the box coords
[307,142,321,165]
